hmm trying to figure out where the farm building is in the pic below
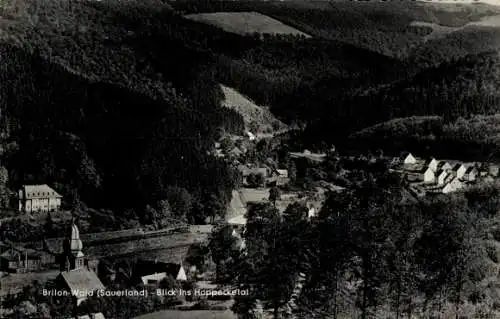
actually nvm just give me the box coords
[18,184,62,213]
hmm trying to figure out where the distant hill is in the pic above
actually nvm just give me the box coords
[348,114,500,162]
[300,50,500,150]
[184,11,311,38]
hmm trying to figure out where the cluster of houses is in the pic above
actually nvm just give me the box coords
[396,152,499,196]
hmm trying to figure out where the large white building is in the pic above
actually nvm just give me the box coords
[18,184,62,213]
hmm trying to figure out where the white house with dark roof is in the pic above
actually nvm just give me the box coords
[452,164,467,180]
[436,170,449,186]
[463,166,478,181]
[426,158,439,172]
[437,161,452,172]
[18,184,62,213]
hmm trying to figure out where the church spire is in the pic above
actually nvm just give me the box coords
[69,218,83,257]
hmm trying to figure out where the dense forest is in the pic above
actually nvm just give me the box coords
[225,173,500,319]
[0,0,499,229]
[2,0,500,318]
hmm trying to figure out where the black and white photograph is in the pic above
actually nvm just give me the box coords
[2,0,500,317]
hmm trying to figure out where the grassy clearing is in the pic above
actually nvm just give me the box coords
[184,11,311,38]
[219,84,286,134]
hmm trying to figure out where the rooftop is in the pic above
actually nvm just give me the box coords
[21,184,62,199]
[239,188,270,204]
[59,268,105,295]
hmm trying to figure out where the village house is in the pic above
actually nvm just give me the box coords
[436,169,449,186]
[0,247,42,273]
[451,163,467,180]
[18,184,62,213]
[426,158,439,172]
[56,220,104,307]
[133,259,187,286]
[442,177,463,194]
[423,167,436,183]
[463,166,478,181]
[436,161,452,172]
[400,152,417,165]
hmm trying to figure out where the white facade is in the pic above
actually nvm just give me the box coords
[437,171,448,186]
[463,168,478,181]
[19,185,62,213]
[423,168,436,183]
[453,165,467,180]
[428,158,438,172]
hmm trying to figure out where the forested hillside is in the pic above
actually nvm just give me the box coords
[0,0,499,229]
[303,51,500,150]
[232,174,500,318]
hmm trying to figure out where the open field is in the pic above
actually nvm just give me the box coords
[220,84,287,135]
[184,11,311,38]
[410,13,500,40]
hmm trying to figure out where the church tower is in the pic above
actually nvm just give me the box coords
[60,218,85,271]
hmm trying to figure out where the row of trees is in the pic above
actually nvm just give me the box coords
[224,172,498,318]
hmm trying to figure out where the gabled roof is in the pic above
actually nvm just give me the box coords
[437,161,451,169]
[425,158,438,165]
[452,163,465,171]
[423,166,435,174]
[59,268,105,295]
[21,184,62,199]
[436,169,448,177]
[465,166,478,174]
